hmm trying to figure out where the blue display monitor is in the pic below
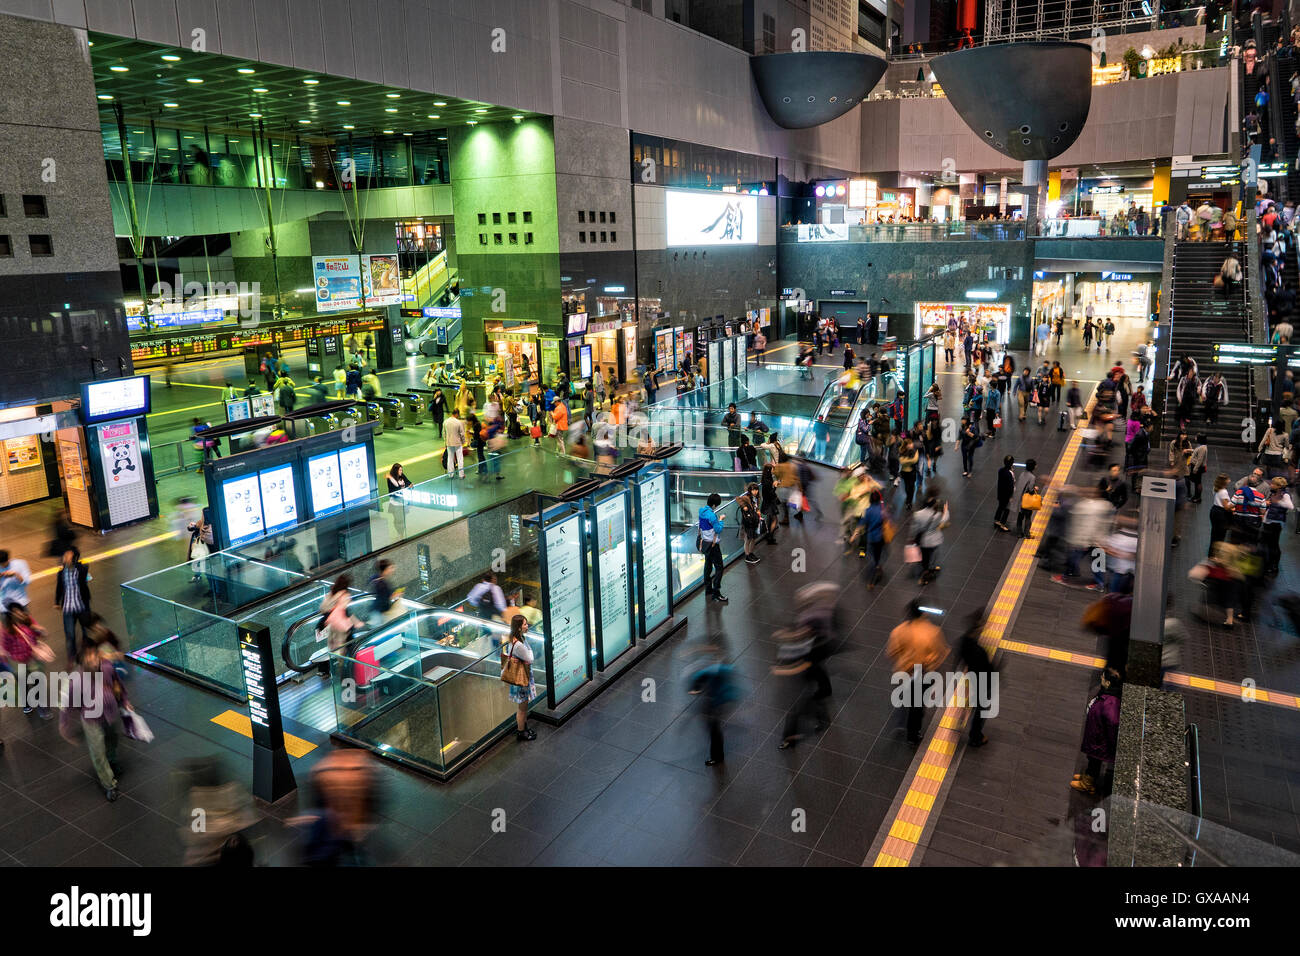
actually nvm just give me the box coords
[81,375,151,425]
[307,451,344,517]
[258,464,299,536]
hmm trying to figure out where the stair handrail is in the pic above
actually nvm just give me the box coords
[1245,205,1271,438]
[1266,49,1290,203]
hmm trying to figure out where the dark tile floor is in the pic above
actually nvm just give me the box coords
[3,329,1296,866]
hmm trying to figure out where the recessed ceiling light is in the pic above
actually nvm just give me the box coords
[237,67,255,74]
[97,94,113,100]
[186,77,203,84]
[386,93,400,98]
[109,65,128,72]
[337,100,350,106]
[253,87,268,93]
[437,136,447,141]
[298,119,310,124]
[427,114,440,119]
[342,124,355,129]
[385,108,398,113]
[467,120,478,125]
[184,134,195,139]
[474,108,487,113]
[433,101,447,107]
[230,139,239,143]
[382,129,394,133]
[512,114,523,120]
[132,129,144,134]
[163,101,179,108]
[248,112,262,118]
[303,78,319,84]
[403,132,413,136]
[161,54,181,62]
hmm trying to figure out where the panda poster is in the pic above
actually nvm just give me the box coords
[98,422,142,487]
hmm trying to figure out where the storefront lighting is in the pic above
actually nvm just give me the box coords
[965,290,998,299]
[315,180,325,189]
[815,185,826,197]
[161,54,181,62]
[835,185,846,197]
[759,187,769,195]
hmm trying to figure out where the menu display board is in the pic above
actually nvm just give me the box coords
[222,474,265,545]
[542,512,589,705]
[81,375,150,425]
[637,471,671,635]
[592,492,632,665]
[258,465,298,536]
[4,435,41,472]
[338,444,372,505]
[308,452,344,517]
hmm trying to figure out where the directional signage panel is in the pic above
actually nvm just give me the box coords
[541,512,590,706]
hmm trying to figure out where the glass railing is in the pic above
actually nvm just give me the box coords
[327,608,547,777]
[667,470,756,601]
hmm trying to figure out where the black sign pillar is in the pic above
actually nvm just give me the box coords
[237,623,296,802]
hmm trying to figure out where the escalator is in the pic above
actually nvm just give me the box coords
[795,369,900,467]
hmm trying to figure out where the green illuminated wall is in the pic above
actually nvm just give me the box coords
[449,119,561,355]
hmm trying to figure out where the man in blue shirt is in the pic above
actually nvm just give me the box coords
[0,550,30,611]
[698,493,728,603]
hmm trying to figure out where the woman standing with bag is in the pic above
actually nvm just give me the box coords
[911,492,947,585]
[1015,459,1041,538]
[759,463,782,544]
[501,615,537,741]
[187,516,211,583]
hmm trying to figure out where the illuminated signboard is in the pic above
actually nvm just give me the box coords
[338,444,373,506]
[221,473,265,545]
[849,178,868,208]
[592,490,633,666]
[541,512,589,705]
[665,189,758,246]
[307,451,344,517]
[257,464,299,536]
[566,312,588,337]
[81,375,151,425]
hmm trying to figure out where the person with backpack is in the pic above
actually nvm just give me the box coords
[468,571,507,639]
[1015,458,1040,538]
[698,493,727,603]
[855,490,889,587]
[957,415,981,478]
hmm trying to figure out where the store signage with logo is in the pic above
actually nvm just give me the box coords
[603,285,626,293]
[422,305,461,319]
[1100,272,1134,281]
[829,289,858,296]
[1089,185,1125,194]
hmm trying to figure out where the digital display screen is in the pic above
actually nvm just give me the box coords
[81,375,151,425]
[225,399,251,423]
[250,393,276,419]
[222,474,265,545]
[307,451,343,517]
[258,465,298,536]
[579,345,593,380]
[566,312,588,337]
[338,444,372,506]
[665,189,758,246]
[593,492,632,663]
[543,513,589,705]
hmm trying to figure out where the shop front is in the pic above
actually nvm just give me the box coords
[484,322,540,386]
[915,301,1012,344]
[1072,272,1155,329]
[565,314,636,384]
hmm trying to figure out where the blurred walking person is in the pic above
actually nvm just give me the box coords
[59,630,128,801]
[888,600,949,744]
[688,644,737,766]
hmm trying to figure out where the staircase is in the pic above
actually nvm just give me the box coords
[1164,240,1253,446]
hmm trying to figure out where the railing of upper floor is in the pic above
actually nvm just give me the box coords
[777,217,1168,243]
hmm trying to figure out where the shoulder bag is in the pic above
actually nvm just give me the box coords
[500,641,531,687]
[1021,489,1043,511]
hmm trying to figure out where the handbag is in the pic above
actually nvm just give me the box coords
[1021,491,1043,511]
[500,642,530,687]
[903,543,922,563]
[30,640,54,664]
[882,517,896,544]
[993,416,1002,429]
[121,706,155,742]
